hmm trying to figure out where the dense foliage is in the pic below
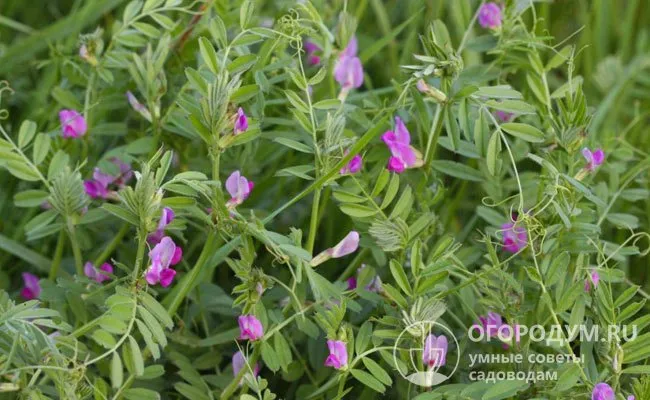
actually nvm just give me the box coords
[1,0,650,399]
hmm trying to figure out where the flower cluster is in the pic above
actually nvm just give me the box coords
[84,262,113,283]
[84,158,133,199]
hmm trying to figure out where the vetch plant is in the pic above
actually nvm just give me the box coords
[0,1,649,399]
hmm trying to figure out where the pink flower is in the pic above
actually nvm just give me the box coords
[21,273,41,300]
[477,312,503,340]
[585,270,600,292]
[324,340,348,369]
[148,207,175,244]
[628,396,635,400]
[495,110,514,122]
[478,2,503,29]
[84,262,113,283]
[238,315,264,341]
[84,158,133,199]
[423,334,448,368]
[232,351,260,384]
[501,221,527,253]
[330,231,359,258]
[382,117,423,173]
[225,170,254,208]
[311,231,360,266]
[582,148,605,171]
[126,91,152,121]
[346,277,357,290]
[592,383,615,400]
[340,154,362,175]
[145,237,182,287]
[334,37,363,90]
[234,108,248,135]
[304,40,321,65]
[59,109,87,138]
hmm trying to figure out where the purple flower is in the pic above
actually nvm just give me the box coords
[334,37,363,90]
[585,270,600,292]
[148,207,175,245]
[340,153,362,175]
[84,262,113,283]
[232,351,260,384]
[145,237,182,287]
[423,334,448,368]
[238,315,264,341]
[21,273,41,300]
[592,383,615,400]
[234,108,249,135]
[478,2,503,29]
[366,275,383,293]
[346,277,357,290]
[225,170,254,208]
[84,158,133,199]
[476,312,503,340]
[416,79,429,93]
[501,221,527,253]
[495,110,514,122]
[582,148,605,171]
[628,396,636,400]
[304,40,321,65]
[126,91,152,121]
[330,231,359,258]
[59,109,87,138]
[324,340,348,369]
[382,117,423,173]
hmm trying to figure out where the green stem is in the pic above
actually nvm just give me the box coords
[306,189,321,254]
[93,223,130,266]
[423,103,446,171]
[49,230,66,281]
[68,223,84,276]
[132,229,147,282]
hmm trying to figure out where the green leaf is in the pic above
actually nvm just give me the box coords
[102,203,139,226]
[261,341,280,372]
[482,379,529,400]
[274,137,313,153]
[284,90,309,113]
[431,160,484,182]
[380,173,400,208]
[92,329,116,349]
[111,352,124,389]
[389,260,412,296]
[123,388,160,400]
[350,368,385,393]
[356,321,372,356]
[362,357,392,386]
[239,0,254,29]
[32,134,50,165]
[198,37,219,75]
[500,123,545,143]
[274,333,293,371]
[7,160,40,181]
[313,99,341,110]
[485,99,535,114]
[128,336,145,376]
[486,130,500,176]
[18,120,37,148]
[340,203,378,218]
[140,292,173,329]
[14,190,49,208]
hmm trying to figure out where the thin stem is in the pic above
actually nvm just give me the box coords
[132,229,147,282]
[220,347,260,400]
[68,222,84,276]
[306,188,321,254]
[423,103,445,171]
[49,230,66,281]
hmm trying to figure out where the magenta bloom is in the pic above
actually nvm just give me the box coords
[592,383,615,400]
[304,40,321,65]
[501,222,527,253]
[234,108,248,135]
[382,117,423,173]
[84,158,133,199]
[346,277,357,290]
[232,351,260,383]
[84,262,113,283]
[21,273,41,300]
[477,312,503,340]
[148,207,175,245]
[334,37,363,90]
[238,315,264,341]
[585,270,600,292]
[340,153,362,175]
[59,109,87,138]
[582,148,605,171]
[478,2,503,29]
[495,110,514,122]
[145,237,182,287]
[324,340,348,369]
[226,170,254,208]
[423,334,448,368]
